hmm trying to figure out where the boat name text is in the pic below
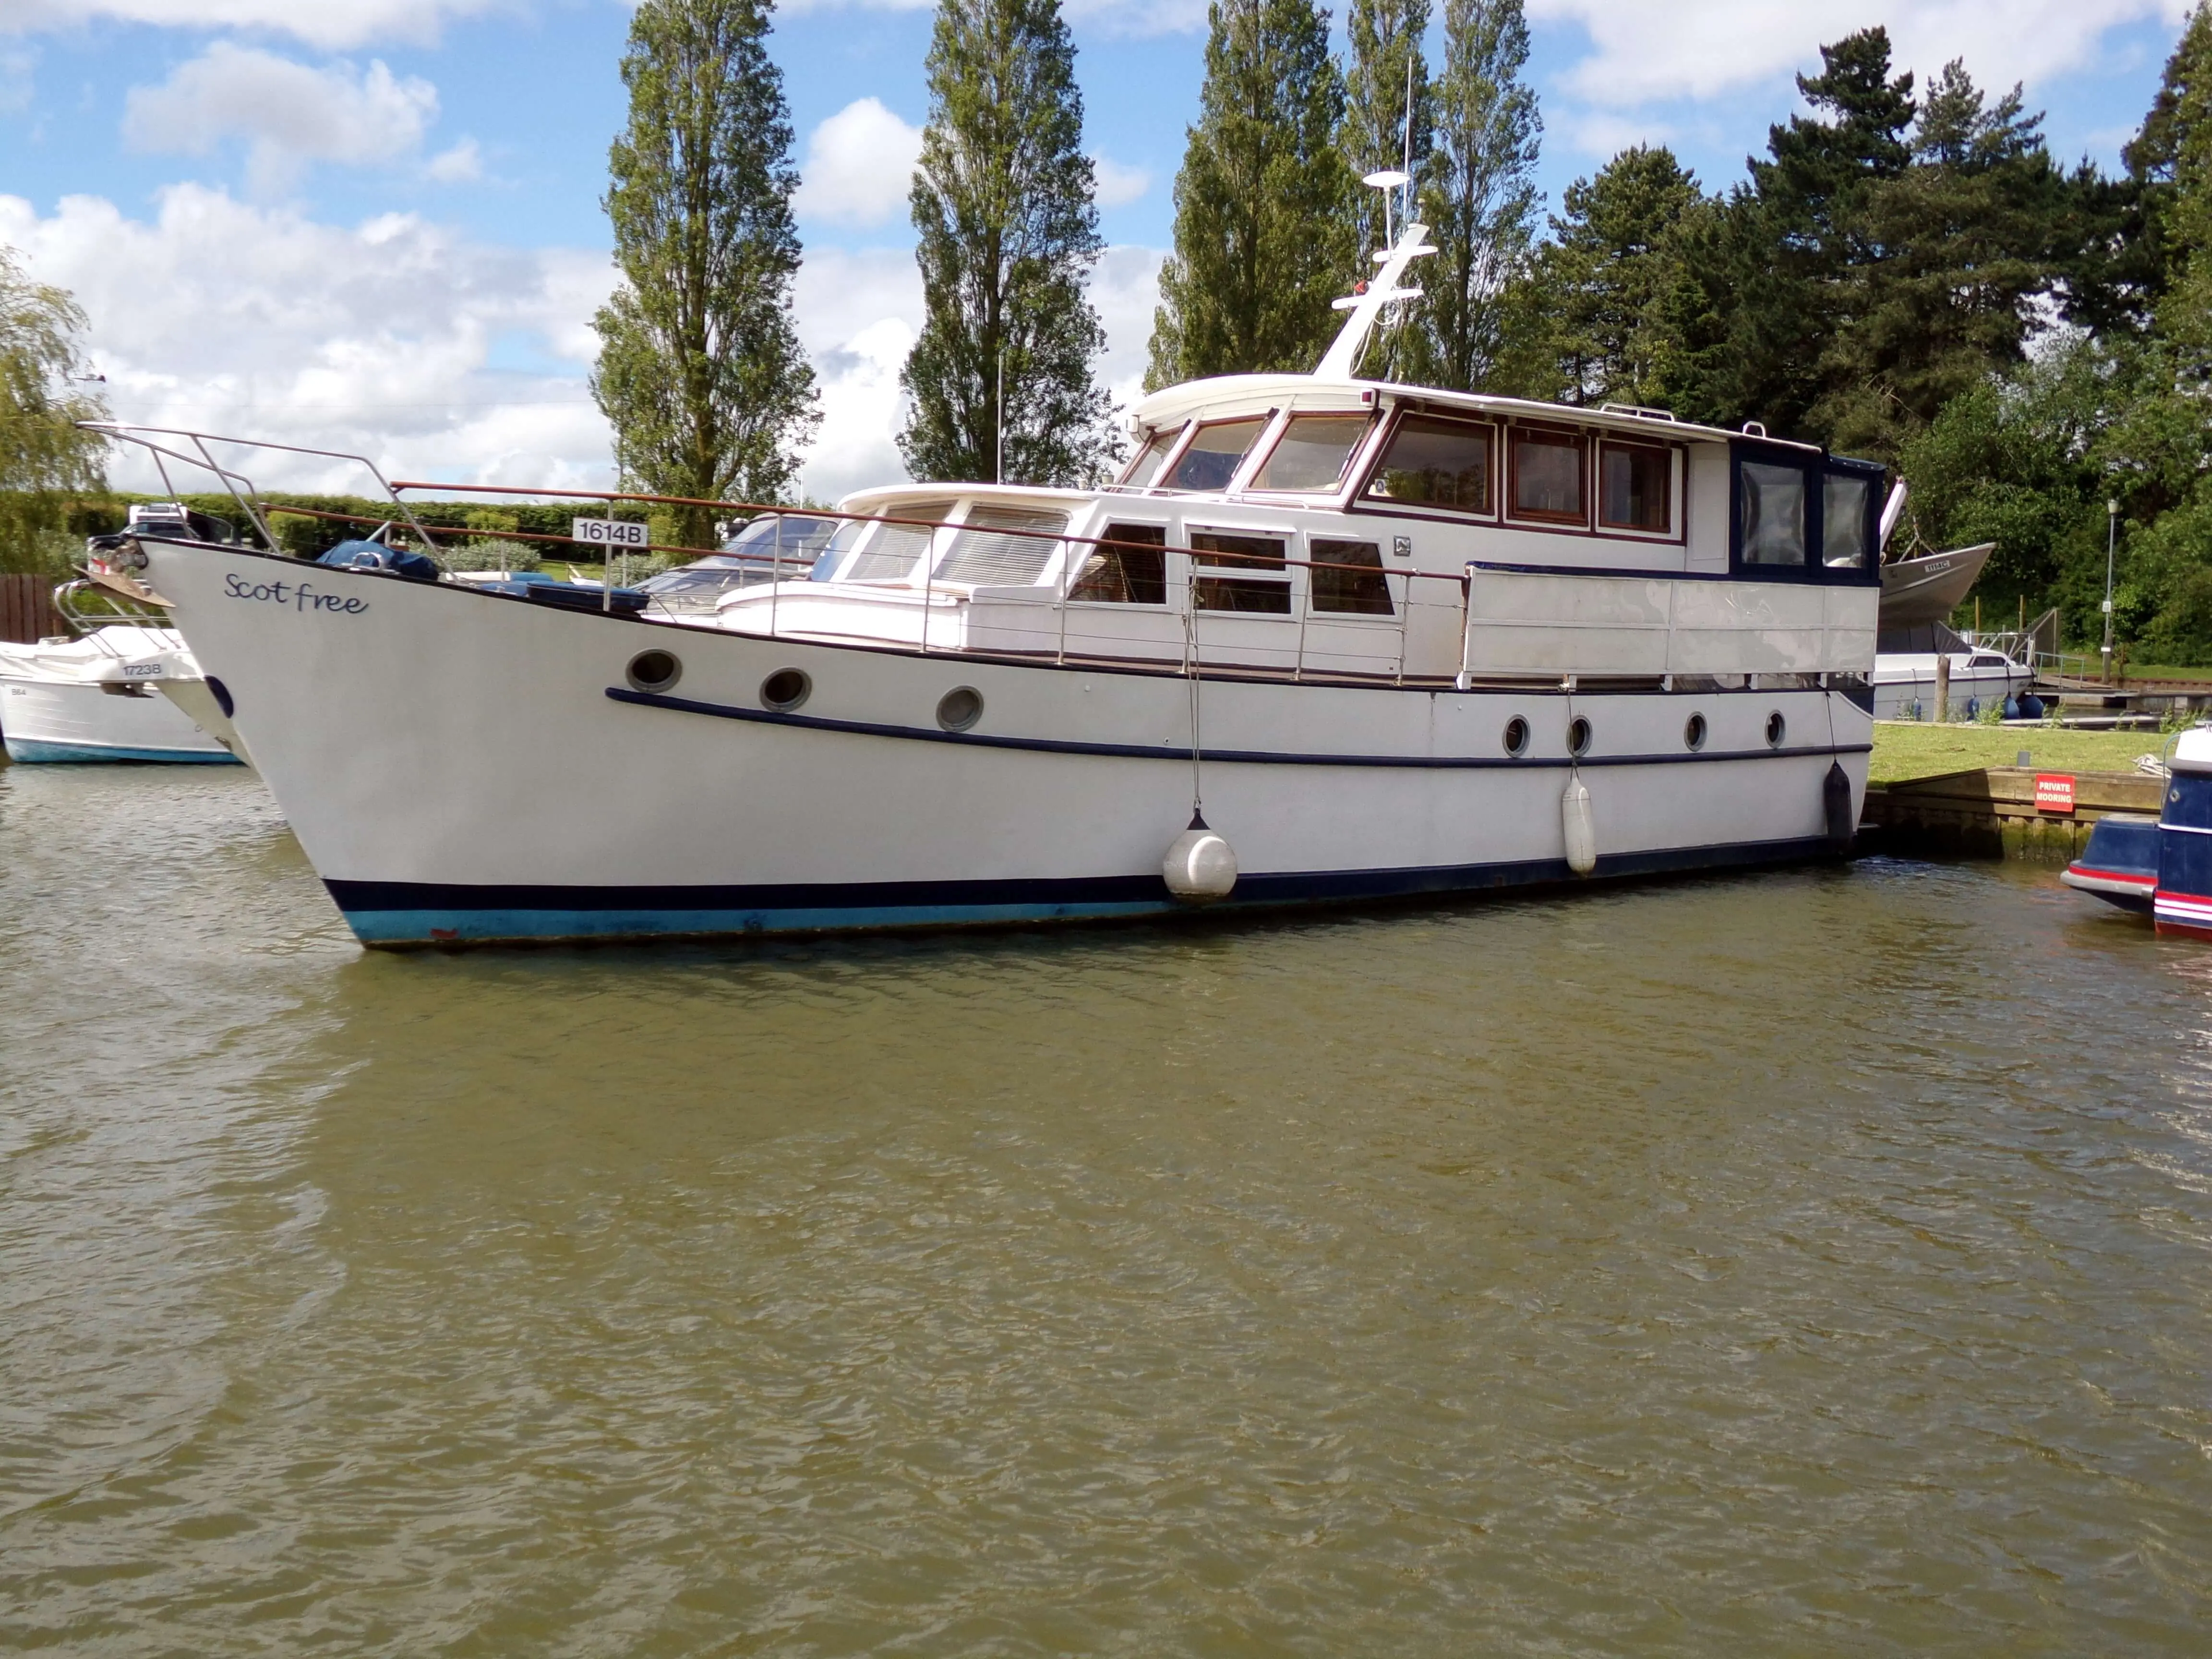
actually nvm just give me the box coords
[223,574,370,615]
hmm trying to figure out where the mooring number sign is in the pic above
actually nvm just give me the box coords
[572,517,648,548]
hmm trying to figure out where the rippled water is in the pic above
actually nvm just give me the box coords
[3,761,2210,1654]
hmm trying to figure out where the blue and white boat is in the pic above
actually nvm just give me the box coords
[2063,727,2212,938]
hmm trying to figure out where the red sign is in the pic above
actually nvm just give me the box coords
[2035,773,2077,814]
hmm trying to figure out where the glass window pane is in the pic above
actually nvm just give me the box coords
[1120,428,1179,488]
[810,518,866,580]
[1070,523,1167,604]
[1190,531,1290,613]
[1599,444,1671,532]
[1823,473,1873,568]
[935,506,1069,586]
[1166,419,1268,492]
[1253,415,1370,492]
[844,501,952,581]
[1740,463,1807,565]
[1512,432,1586,521]
[1310,538,1393,615]
[1366,416,1492,511]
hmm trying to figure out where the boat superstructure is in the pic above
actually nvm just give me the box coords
[2063,727,2212,938]
[86,226,1887,947]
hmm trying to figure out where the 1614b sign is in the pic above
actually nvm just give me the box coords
[572,517,648,549]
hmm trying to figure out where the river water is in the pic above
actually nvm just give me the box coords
[2,761,2209,1655]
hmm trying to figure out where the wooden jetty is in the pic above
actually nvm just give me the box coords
[1861,767,2164,859]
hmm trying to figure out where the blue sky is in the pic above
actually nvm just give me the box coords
[0,0,2195,498]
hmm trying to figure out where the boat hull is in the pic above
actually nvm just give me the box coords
[142,541,1873,948]
[0,674,239,764]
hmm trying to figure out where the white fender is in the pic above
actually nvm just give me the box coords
[1561,776,1597,876]
[1163,814,1238,902]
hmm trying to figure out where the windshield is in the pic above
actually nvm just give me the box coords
[721,515,839,569]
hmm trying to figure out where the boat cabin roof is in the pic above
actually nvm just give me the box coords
[1128,373,1824,455]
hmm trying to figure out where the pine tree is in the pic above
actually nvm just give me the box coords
[1411,0,1541,393]
[900,0,1109,487]
[1522,146,1700,407]
[1147,0,1358,387]
[592,0,818,549]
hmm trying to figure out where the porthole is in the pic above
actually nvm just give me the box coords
[1766,710,1787,748]
[937,685,984,733]
[760,667,811,711]
[1684,712,1707,752]
[1568,716,1592,758]
[626,649,682,694]
[1503,716,1530,757]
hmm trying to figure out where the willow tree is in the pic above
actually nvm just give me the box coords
[1146,0,1357,386]
[1412,0,1541,392]
[592,0,817,547]
[900,0,1109,487]
[1,249,108,575]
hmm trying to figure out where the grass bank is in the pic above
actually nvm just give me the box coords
[1868,721,2166,784]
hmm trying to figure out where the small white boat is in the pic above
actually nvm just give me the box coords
[0,617,240,765]
[1871,643,2038,721]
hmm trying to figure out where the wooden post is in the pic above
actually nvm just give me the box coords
[1934,653,1950,723]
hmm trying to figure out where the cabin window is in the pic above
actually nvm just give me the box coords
[935,507,1069,586]
[1510,430,1587,524]
[1166,419,1269,492]
[1309,539,1394,615]
[810,518,867,579]
[1598,442,1671,533]
[1253,415,1370,492]
[1740,463,1807,565]
[1190,531,1290,614]
[1070,523,1167,604]
[1365,416,1492,512]
[1120,428,1180,488]
[843,501,952,580]
[1823,472,1874,568]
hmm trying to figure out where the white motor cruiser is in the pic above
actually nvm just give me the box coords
[90,227,1885,948]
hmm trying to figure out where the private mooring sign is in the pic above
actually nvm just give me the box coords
[572,517,648,548]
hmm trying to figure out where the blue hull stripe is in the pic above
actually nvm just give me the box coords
[329,835,1839,947]
[2,737,240,765]
[608,686,1872,771]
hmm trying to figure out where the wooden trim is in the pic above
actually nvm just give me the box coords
[1505,426,1590,528]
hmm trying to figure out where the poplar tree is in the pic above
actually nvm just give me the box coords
[592,0,817,548]
[1412,0,1541,392]
[900,0,1109,487]
[1341,0,1431,378]
[1146,0,1358,387]
[0,249,108,575]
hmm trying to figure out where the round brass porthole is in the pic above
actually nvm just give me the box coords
[1503,716,1530,757]
[1766,710,1787,748]
[1568,716,1592,758]
[937,685,984,733]
[760,667,811,712]
[625,649,682,694]
[1685,712,1707,752]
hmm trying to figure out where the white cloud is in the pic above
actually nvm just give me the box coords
[794,98,923,229]
[426,136,482,182]
[1,1,504,51]
[1091,243,1165,428]
[1529,0,2197,108]
[1090,154,1150,207]
[123,45,439,195]
[0,185,617,494]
